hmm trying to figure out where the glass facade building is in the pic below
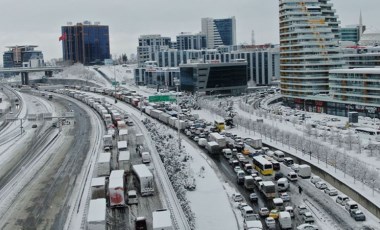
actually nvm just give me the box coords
[202,17,236,49]
[179,62,247,95]
[61,22,110,65]
[176,32,207,50]
[3,45,44,68]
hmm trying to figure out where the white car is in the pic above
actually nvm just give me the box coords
[232,193,244,202]
[310,176,321,184]
[265,217,276,229]
[324,187,338,196]
[238,202,249,211]
[234,166,242,173]
[302,212,315,224]
[315,181,327,190]
[259,207,270,217]
[280,192,291,202]
[297,223,319,230]
[297,205,308,215]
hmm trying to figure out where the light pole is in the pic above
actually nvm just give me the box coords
[113,64,117,103]
[174,78,181,149]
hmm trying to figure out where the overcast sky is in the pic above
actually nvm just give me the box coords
[0,0,378,62]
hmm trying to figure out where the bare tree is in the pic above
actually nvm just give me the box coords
[367,170,379,195]
[330,150,341,173]
[321,129,328,142]
[339,153,351,178]
[291,117,298,127]
[349,158,360,184]
[345,130,355,151]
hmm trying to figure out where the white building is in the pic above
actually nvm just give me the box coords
[137,34,172,67]
[279,0,344,106]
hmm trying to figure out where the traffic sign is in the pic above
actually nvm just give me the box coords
[112,81,119,86]
[148,95,176,102]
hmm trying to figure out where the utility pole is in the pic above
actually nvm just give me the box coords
[174,78,181,150]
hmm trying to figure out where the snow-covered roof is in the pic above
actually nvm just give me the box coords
[118,151,130,161]
[152,210,172,228]
[119,129,128,135]
[117,141,128,149]
[87,199,106,222]
[97,152,110,163]
[133,164,153,178]
[244,220,262,228]
[109,170,125,188]
[91,177,106,187]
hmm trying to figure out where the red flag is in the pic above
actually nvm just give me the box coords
[59,32,67,41]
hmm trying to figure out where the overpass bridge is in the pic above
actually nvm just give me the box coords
[0,66,64,85]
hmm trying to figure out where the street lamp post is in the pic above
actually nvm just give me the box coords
[114,64,117,104]
[174,78,181,149]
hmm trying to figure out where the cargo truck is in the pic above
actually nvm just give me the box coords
[103,135,113,149]
[118,129,128,142]
[297,164,311,178]
[135,133,144,145]
[205,141,220,155]
[279,211,292,229]
[132,164,154,196]
[152,209,173,230]
[91,177,106,199]
[108,170,126,207]
[208,132,226,148]
[97,152,111,176]
[246,138,262,149]
[87,198,106,230]
[118,151,131,173]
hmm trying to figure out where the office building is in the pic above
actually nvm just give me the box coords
[61,21,110,65]
[134,61,180,87]
[176,32,207,50]
[150,45,279,86]
[3,45,44,68]
[201,17,236,48]
[137,34,172,67]
[279,0,344,108]
[179,61,247,95]
[327,68,380,118]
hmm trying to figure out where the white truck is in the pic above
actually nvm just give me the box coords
[117,141,128,152]
[152,209,173,230]
[102,135,113,149]
[118,129,128,142]
[109,170,126,207]
[246,138,263,149]
[91,177,106,199]
[132,164,154,196]
[141,152,151,164]
[87,198,106,230]
[297,164,311,178]
[208,132,226,148]
[135,133,144,145]
[205,141,220,155]
[279,211,292,229]
[118,151,131,173]
[97,152,111,176]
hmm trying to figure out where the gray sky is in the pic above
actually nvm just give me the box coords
[0,0,378,62]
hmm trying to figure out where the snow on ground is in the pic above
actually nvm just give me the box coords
[182,140,239,230]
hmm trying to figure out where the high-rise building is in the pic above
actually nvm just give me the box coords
[176,32,207,50]
[61,21,110,65]
[340,25,363,44]
[137,34,172,67]
[3,45,44,68]
[279,0,344,107]
[201,17,236,49]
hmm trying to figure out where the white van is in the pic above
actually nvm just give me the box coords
[285,206,294,218]
[336,194,350,205]
[273,150,285,162]
[277,178,289,192]
[222,148,232,159]
[128,190,138,205]
[241,206,255,220]
[345,201,359,212]
[141,152,151,164]
[279,211,292,229]
[287,172,298,182]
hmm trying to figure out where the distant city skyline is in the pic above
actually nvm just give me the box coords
[0,0,378,62]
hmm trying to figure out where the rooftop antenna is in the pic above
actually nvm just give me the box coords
[251,30,256,45]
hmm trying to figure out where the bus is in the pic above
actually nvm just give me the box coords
[253,156,273,176]
[214,119,225,132]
